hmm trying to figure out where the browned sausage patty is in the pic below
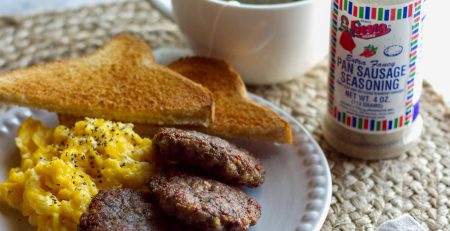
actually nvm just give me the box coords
[153,128,265,187]
[78,188,186,231]
[149,171,261,231]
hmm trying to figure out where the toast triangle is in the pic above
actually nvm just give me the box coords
[0,35,214,126]
[168,57,292,143]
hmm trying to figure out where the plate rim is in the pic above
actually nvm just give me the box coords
[248,93,332,231]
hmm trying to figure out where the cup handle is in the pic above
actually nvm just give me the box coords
[147,0,175,21]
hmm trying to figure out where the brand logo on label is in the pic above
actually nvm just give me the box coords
[350,20,391,39]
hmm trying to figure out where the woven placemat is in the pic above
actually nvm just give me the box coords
[1,0,449,230]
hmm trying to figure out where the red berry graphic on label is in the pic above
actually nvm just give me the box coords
[339,30,356,53]
[360,45,378,58]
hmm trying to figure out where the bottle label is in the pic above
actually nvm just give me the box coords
[329,0,424,133]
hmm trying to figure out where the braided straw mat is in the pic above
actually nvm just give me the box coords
[0,0,449,230]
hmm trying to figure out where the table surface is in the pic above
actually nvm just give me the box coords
[0,0,449,230]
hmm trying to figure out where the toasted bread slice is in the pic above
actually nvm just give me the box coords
[0,35,214,126]
[168,57,292,143]
[59,57,292,143]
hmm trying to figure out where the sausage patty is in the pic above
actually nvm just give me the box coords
[153,128,265,187]
[78,188,185,231]
[149,171,261,231]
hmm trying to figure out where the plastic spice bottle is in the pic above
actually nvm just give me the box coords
[322,0,425,159]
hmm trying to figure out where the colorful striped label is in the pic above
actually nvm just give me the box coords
[333,106,412,131]
[340,0,415,21]
[328,0,424,133]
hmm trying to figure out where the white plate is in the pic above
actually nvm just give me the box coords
[0,49,331,231]
[0,100,331,231]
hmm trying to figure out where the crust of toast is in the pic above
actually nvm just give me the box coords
[0,35,214,126]
[59,57,292,143]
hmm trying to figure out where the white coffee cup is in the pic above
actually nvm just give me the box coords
[149,0,331,84]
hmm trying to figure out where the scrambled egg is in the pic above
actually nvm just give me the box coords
[0,118,154,231]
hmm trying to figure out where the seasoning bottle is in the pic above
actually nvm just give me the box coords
[322,0,425,159]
